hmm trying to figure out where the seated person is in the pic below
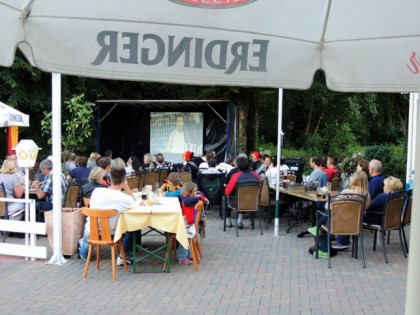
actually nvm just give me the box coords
[256,156,273,176]
[182,151,198,180]
[154,153,169,170]
[216,156,235,174]
[225,153,248,186]
[198,151,215,170]
[96,156,111,187]
[368,159,385,200]
[0,160,24,221]
[322,156,339,182]
[307,156,328,187]
[33,159,68,213]
[199,158,220,174]
[364,176,403,225]
[81,167,107,205]
[250,150,262,171]
[79,167,138,264]
[142,153,155,172]
[68,155,91,183]
[160,172,183,198]
[225,156,260,229]
[178,182,209,265]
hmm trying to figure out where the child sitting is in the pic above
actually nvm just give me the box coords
[160,172,183,198]
[178,182,209,265]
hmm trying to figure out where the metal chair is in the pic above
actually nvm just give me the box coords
[0,183,9,242]
[363,190,407,263]
[259,178,287,229]
[315,193,367,268]
[81,208,128,281]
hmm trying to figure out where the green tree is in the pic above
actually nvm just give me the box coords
[41,94,95,153]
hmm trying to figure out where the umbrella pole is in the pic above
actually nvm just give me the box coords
[273,88,283,237]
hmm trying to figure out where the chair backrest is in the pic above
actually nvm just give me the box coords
[330,177,340,191]
[197,172,225,205]
[64,185,80,208]
[259,178,270,207]
[180,171,192,183]
[0,183,7,218]
[144,171,160,186]
[138,173,145,190]
[287,175,296,182]
[126,176,140,190]
[403,193,412,226]
[159,169,169,186]
[83,197,90,208]
[194,200,204,231]
[383,190,406,230]
[329,193,366,235]
[236,181,260,212]
[82,208,117,245]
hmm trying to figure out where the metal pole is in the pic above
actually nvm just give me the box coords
[47,73,66,265]
[405,92,420,315]
[273,88,283,237]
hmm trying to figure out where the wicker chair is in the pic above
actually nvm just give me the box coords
[225,180,262,237]
[401,190,412,254]
[315,193,367,268]
[362,190,407,263]
[144,171,160,187]
[126,176,140,190]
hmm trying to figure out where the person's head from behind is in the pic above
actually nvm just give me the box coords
[0,160,16,174]
[327,156,338,168]
[130,155,141,171]
[110,168,126,186]
[40,159,53,175]
[182,181,197,197]
[97,156,111,173]
[369,159,382,176]
[104,149,113,158]
[167,172,181,187]
[236,157,250,171]
[208,158,217,168]
[383,176,403,193]
[88,167,105,184]
[205,150,214,161]
[225,156,234,166]
[67,152,76,163]
[357,159,369,177]
[250,150,261,162]
[77,155,87,167]
[310,156,322,169]
[155,153,164,164]
[349,170,369,194]
[175,114,184,131]
[112,157,126,170]
[89,152,99,161]
[144,153,153,165]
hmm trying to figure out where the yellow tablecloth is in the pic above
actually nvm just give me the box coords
[113,197,188,248]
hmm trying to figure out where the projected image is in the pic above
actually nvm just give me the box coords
[150,112,203,162]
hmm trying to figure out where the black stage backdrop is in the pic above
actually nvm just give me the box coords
[96,100,238,163]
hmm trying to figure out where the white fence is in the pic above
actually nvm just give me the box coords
[0,197,47,260]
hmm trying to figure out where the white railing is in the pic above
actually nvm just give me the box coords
[0,197,47,260]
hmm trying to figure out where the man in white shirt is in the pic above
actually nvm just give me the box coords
[79,167,137,264]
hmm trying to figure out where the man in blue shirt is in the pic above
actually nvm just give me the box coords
[368,159,385,200]
[308,157,328,188]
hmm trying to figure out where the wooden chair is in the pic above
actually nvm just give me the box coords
[401,190,412,254]
[286,175,296,182]
[259,178,286,229]
[64,185,80,208]
[363,190,407,263]
[159,169,168,186]
[126,176,140,190]
[315,193,367,268]
[81,208,128,281]
[190,201,204,272]
[83,197,90,208]
[138,173,145,190]
[144,171,160,187]
[225,180,262,237]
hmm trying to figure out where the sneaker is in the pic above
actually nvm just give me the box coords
[116,256,132,266]
[307,226,317,236]
[313,250,329,259]
[179,258,193,265]
[331,242,349,250]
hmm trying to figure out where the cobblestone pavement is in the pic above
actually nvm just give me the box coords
[0,209,408,314]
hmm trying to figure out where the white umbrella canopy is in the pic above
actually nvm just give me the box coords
[0,102,29,127]
[1,1,420,312]
[1,0,420,92]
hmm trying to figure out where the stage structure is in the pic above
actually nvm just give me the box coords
[96,100,238,163]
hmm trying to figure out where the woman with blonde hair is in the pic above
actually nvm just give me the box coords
[363,176,403,226]
[0,160,24,220]
[142,153,154,172]
[81,167,106,203]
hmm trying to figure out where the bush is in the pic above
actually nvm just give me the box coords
[365,144,406,182]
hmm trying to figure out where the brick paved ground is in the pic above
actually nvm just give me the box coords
[0,209,408,315]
